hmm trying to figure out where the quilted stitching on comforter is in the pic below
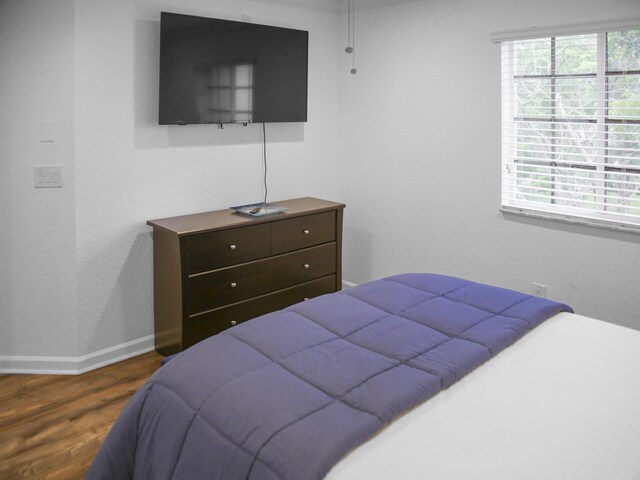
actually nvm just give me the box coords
[86,273,572,480]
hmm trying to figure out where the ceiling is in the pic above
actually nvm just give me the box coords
[252,0,419,15]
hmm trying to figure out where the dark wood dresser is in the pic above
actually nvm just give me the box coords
[147,197,345,355]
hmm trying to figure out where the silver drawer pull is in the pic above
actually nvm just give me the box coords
[230,282,237,288]
[303,229,310,235]
[229,244,237,250]
[230,320,237,326]
[303,263,310,269]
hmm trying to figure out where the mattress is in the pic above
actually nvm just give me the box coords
[327,312,640,480]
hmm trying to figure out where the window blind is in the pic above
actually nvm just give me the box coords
[500,28,640,230]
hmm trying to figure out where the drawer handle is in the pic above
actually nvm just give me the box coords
[303,229,310,235]
[230,282,237,288]
[230,320,237,326]
[303,263,310,269]
[229,244,237,251]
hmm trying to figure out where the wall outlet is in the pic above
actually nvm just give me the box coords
[34,166,63,188]
[532,282,547,298]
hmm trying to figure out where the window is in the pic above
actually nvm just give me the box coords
[501,28,640,230]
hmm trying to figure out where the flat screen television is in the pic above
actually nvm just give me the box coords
[159,12,309,125]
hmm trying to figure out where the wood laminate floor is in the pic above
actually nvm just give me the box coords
[0,351,163,479]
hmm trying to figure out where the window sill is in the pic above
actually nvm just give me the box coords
[500,206,640,235]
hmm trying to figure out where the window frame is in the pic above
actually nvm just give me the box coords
[500,29,640,232]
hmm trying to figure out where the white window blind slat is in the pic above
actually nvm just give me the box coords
[500,27,640,230]
[503,179,640,201]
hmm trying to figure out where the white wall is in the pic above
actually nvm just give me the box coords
[1,0,340,370]
[73,0,341,357]
[2,0,639,373]
[0,0,78,358]
[337,0,640,330]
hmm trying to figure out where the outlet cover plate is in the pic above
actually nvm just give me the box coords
[532,282,547,297]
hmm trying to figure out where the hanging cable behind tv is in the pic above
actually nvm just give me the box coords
[229,122,287,218]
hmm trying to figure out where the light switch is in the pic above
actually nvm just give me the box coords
[34,166,63,188]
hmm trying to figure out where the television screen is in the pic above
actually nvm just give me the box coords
[159,12,308,125]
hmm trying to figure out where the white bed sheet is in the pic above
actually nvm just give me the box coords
[327,312,640,480]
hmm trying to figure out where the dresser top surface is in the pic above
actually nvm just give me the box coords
[147,197,345,236]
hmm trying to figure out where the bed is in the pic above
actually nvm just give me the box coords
[86,273,640,480]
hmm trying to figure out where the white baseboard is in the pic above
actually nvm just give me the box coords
[1,285,359,375]
[0,335,156,375]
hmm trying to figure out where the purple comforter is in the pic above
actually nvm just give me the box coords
[86,273,572,480]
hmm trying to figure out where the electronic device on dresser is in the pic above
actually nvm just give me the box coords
[147,197,345,355]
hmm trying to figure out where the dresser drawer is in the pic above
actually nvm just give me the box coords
[187,243,337,314]
[185,275,337,348]
[269,242,336,292]
[271,211,336,255]
[186,223,270,273]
